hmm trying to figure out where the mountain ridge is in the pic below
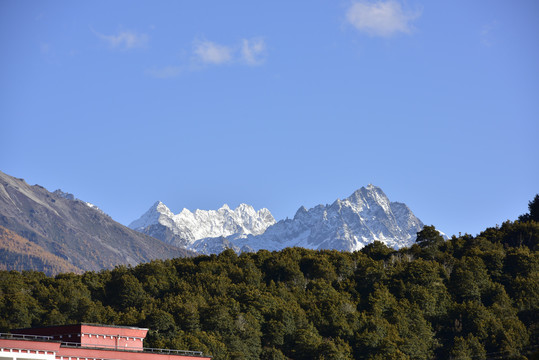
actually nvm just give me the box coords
[0,171,194,273]
[129,201,276,248]
[131,184,426,254]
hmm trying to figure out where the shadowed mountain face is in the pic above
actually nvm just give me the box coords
[0,171,194,272]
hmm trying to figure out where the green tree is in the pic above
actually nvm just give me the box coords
[260,347,287,360]
[144,309,177,338]
[449,334,486,360]
[518,194,539,222]
[106,269,148,309]
[291,323,323,360]
[416,225,445,249]
[361,241,394,261]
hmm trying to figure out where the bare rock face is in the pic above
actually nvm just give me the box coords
[0,171,194,272]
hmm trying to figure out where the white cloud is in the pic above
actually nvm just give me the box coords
[346,1,421,37]
[241,38,266,65]
[94,29,149,50]
[149,37,267,78]
[480,22,497,47]
[146,66,182,79]
[193,40,232,65]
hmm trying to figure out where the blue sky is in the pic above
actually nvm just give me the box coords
[1,0,538,237]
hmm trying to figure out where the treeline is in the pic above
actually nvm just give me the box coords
[0,202,538,359]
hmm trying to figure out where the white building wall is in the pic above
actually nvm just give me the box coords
[0,348,56,360]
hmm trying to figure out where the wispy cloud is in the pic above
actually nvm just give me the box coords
[146,66,183,79]
[480,22,497,47]
[241,38,267,66]
[94,29,149,50]
[193,40,232,65]
[192,38,267,66]
[346,1,421,37]
[149,37,267,79]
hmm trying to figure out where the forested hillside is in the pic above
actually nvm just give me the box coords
[1,198,537,360]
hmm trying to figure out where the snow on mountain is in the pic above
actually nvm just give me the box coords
[53,189,106,215]
[129,185,428,255]
[128,201,276,248]
[231,184,424,252]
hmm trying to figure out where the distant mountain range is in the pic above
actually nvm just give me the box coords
[0,169,432,274]
[129,201,275,249]
[0,171,193,274]
[130,184,426,255]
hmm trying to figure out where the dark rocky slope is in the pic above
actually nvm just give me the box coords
[0,171,193,272]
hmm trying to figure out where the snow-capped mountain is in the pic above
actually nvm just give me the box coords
[232,185,424,252]
[128,201,276,248]
[129,185,426,254]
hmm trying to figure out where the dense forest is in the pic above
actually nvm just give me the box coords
[0,196,538,360]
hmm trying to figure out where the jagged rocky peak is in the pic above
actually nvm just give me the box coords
[128,200,277,247]
[220,185,426,254]
[52,189,105,214]
[128,200,172,231]
[345,184,389,207]
[129,185,432,255]
[53,189,75,200]
[294,206,308,219]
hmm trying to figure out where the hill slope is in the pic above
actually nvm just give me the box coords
[0,225,81,275]
[0,171,193,272]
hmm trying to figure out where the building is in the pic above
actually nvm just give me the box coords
[0,324,210,360]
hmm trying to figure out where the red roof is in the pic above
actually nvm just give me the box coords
[2,324,210,360]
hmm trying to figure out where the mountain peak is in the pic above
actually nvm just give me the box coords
[225,185,424,253]
[53,189,75,200]
[294,206,308,219]
[152,200,165,207]
[237,203,255,213]
[350,184,382,195]
[220,204,231,211]
[129,201,276,246]
[0,171,192,273]
[129,201,173,230]
[129,185,427,255]
[154,201,173,215]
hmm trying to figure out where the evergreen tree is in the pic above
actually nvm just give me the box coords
[518,194,539,222]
